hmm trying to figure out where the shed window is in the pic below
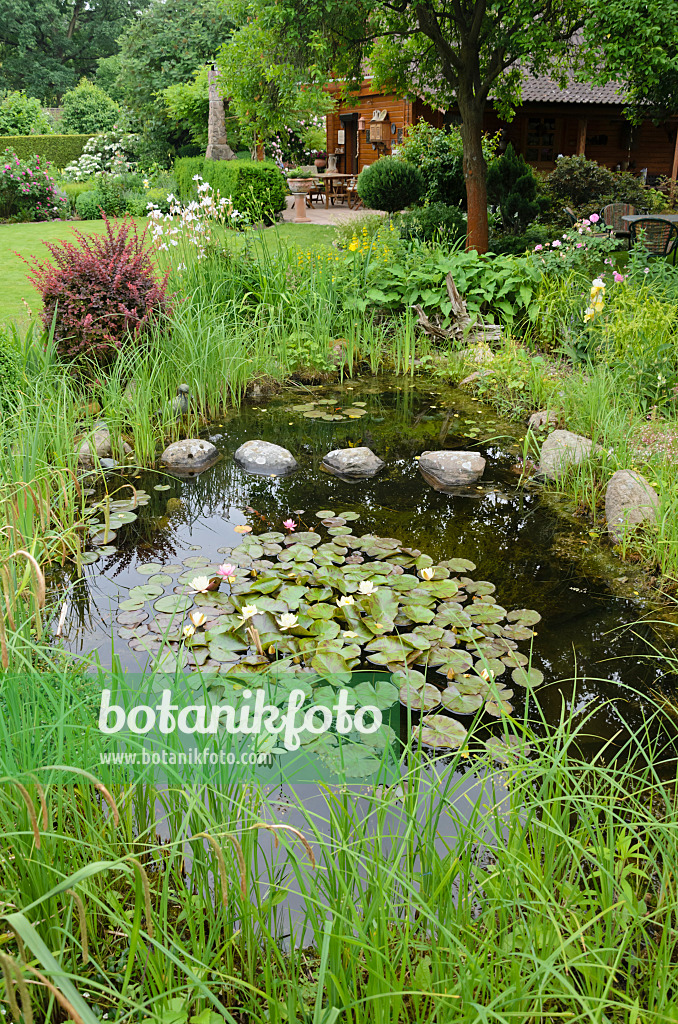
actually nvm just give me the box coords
[525,117,557,164]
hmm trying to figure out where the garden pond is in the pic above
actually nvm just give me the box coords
[62,376,678,779]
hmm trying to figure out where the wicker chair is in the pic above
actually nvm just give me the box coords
[600,203,636,242]
[563,206,577,227]
[629,218,678,264]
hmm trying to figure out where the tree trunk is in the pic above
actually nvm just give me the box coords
[459,101,489,254]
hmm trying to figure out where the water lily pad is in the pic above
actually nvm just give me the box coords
[303,410,326,419]
[511,667,544,688]
[399,682,441,712]
[503,625,535,641]
[442,558,477,573]
[116,609,149,626]
[440,688,484,714]
[90,530,117,545]
[507,608,542,626]
[153,648,188,673]
[337,511,360,521]
[154,594,194,614]
[109,511,137,524]
[183,556,210,568]
[286,532,321,547]
[154,484,171,491]
[502,651,529,668]
[137,562,165,575]
[414,715,468,750]
[352,678,399,710]
[402,603,436,624]
[97,545,117,557]
[484,698,514,718]
[315,510,335,519]
[79,551,100,564]
[129,584,165,601]
[118,598,146,612]
[147,573,172,586]
[435,649,474,676]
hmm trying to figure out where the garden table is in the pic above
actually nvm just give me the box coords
[622,214,678,224]
[316,172,356,209]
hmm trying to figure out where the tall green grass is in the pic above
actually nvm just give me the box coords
[3,665,678,1022]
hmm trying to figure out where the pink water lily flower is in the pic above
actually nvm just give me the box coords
[217,562,236,579]
[283,518,297,531]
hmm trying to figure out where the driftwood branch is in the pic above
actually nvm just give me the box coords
[413,273,502,344]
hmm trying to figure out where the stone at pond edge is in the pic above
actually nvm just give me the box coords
[234,439,298,477]
[528,409,558,431]
[160,438,220,476]
[77,423,133,469]
[605,469,660,544]
[322,446,384,480]
[539,429,602,481]
[418,450,486,490]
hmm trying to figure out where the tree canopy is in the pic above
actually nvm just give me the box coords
[0,0,144,103]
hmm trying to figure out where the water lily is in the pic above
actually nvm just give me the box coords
[342,630,359,638]
[420,567,435,581]
[479,668,493,682]
[234,524,252,534]
[337,595,355,607]
[357,580,376,595]
[217,562,236,580]
[240,604,259,620]
[189,576,212,593]
[283,518,297,531]
[183,624,196,638]
[189,611,207,627]
[277,612,298,630]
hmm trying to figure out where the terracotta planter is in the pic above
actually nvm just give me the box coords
[314,158,326,170]
[287,177,315,222]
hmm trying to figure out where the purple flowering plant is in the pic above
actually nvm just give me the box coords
[0,147,66,222]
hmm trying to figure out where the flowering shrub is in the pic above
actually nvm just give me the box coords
[530,216,618,277]
[26,214,170,366]
[147,176,249,261]
[0,147,66,221]
[61,129,141,181]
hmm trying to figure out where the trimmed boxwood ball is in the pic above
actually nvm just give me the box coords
[356,158,425,214]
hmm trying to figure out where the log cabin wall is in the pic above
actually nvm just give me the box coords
[326,81,678,181]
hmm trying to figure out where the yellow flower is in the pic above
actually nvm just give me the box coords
[348,238,360,251]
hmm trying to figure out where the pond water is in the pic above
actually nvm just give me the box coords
[65,376,674,761]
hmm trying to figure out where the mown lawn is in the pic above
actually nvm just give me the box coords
[0,219,336,323]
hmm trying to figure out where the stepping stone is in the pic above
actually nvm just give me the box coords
[418,450,486,490]
[160,438,220,476]
[322,446,384,479]
[234,439,298,477]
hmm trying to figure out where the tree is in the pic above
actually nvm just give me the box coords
[0,90,54,134]
[216,12,332,159]
[243,0,584,250]
[114,0,237,116]
[0,0,144,103]
[61,79,119,133]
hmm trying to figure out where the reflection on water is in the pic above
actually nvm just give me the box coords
[65,377,674,748]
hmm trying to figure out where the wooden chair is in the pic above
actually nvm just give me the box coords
[629,218,678,264]
[601,203,636,243]
[346,178,362,210]
[563,206,577,227]
[305,179,325,207]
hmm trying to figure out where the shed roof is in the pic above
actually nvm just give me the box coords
[520,72,626,106]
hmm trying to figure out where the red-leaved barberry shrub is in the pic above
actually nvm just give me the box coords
[26,213,170,366]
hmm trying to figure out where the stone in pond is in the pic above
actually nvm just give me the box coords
[605,469,659,544]
[160,438,219,476]
[539,429,602,481]
[234,439,298,477]
[418,450,486,490]
[322,446,384,480]
[77,423,133,469]
[527,409,558,431]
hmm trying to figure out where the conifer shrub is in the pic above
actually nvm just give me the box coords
[26,214,170,366]
[357,157,425,214]
[487,144,544,234]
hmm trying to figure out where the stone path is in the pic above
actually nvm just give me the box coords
[280,195,383,226]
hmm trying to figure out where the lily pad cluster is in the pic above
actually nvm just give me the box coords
[81,488,152,562]
[113,508,543,759]
[292,398,369,422]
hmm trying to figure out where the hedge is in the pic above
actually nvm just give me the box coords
[174,157,287,224]
[0,135,93,167]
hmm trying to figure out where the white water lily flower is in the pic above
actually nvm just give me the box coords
[190,575,212,593]
[277,613,299,630]
[240,604,259,620]
[337,595,355,607]
[357,580,376,595]
[479,668,493,681]
[189,611,206,627]
[183,624,196,638]
[420,567,435,581]
[342,630,359,639]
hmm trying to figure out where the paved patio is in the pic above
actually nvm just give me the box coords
[280,195,382,226]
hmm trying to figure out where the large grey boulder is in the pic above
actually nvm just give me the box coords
[418,450,486,491]
[605,470,660,543]
[234,439,298,477]
[322,446,384,480]
[77,423,132,469]
[539,430,601,480]
[160,438,219,475]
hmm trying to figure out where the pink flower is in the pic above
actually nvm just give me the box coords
[551,239,562,248]
[283,518,297,531]
[534,244,543,251]
[590,213,600,223]
[581,219,590,227]
[576,242,583,248]
[216,562,236,579]
[613,271,625,283]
